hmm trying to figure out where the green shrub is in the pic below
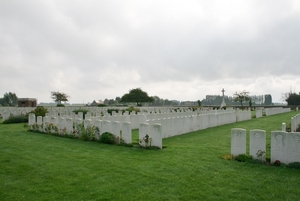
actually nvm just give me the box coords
[30,106,48,117]
[235,154,253,162]
[97,104,107,107]
[125,106,140,114]
[98,132,116,144]
[107,109,120,115]
[73,109,89,119]
[57,104,65,107]
[287,162,300,169]
[296,124,300,132]
[286,122,292,132]
[3,115,28,124]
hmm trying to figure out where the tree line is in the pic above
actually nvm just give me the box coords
[0,92,18,106]
[1,89,300,107]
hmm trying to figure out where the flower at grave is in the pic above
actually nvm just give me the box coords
[139,134,152,148]
[274,160,281,166]
[256,149,266,157]
[256,149,266,164]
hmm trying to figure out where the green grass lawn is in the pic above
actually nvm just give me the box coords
[1,111,300,201]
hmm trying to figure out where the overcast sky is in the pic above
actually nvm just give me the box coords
[1,0,300,104]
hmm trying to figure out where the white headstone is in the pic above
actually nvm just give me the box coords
[139,123,149,140]
[112,121,120,142]
[231,128,246,156]
[2,111,10,121]
[95,120,102,139]
[122,122,131,144]
[151,123,162,149]
[29,113,36,126]
[37,116,43,131]
[249,130,266,160]
[84,119,92,129]
[101,120,112,135]
[282,123,286,132]
[287,132,300,164]
[271,131,288,164]
[66,118,73,134]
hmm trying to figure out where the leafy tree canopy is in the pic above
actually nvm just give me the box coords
[121,88,154,106]
[1,92,18,106]
[51,91,69,105]
[233,90,250,108]
[283,92,300,106]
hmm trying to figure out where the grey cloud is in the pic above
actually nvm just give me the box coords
[1,0,299,102]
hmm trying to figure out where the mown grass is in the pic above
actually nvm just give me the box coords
[1,111,300,201]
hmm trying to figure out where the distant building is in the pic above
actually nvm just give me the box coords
[18,98,37,107]
[90,100,103,106]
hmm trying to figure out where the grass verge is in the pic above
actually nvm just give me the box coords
[1,111,300,200]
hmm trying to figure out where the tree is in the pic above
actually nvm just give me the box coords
[115,97,121,104]
[121,88,154,106]
[197,100,201,107]
[233,90,250,109]
[51,91,69,105]
[264,94,272,105]
[283,92,300,106]
[2,92,18,106]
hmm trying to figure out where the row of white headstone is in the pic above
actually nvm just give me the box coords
[145,111,250,138]
[265,107,291,116]
[291,113,300,132]
[0,107,32,121]
[28,113,163,148]
[231,128,300,164]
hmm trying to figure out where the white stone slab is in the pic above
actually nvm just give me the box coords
[271,131,288,164]
[287,132,300,164]
[231,128,246,156]
[151,123,162,149]
[29,113,36,126]
[122,122,132,144]
[249,129,266,160]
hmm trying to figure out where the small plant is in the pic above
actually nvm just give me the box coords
[98,132,116,144]
[44,123,59,134]
[286,123,300,132]
[222,154,234,160]
[296,124,300,132]
[59,127,68,135]
[30,123,43,132]
[273,160,281,166]
[286,122,292,132]
[139,134,152,148]
[30,106,48,117]
[235,154,253,162]
[2,115,28,124]
[73,109,89,119]
[79,125,98,141]
[125,106,140,114]
[287,162,300,169]
[23,123,29,131]
[256,150,266,164]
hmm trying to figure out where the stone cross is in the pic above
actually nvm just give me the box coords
[221,88,225,96]
[220,88,226,108]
